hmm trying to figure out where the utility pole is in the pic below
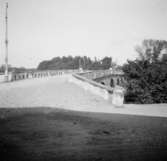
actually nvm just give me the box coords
[5,2,9,82]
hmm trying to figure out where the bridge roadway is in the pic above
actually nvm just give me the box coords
[0,74,167,117]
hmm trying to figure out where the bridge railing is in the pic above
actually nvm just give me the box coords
[78,69,124,80]
[0,69,79,82]
[73,72,125,106]
[73,73,114,93]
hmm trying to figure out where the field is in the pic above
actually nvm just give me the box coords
[0,107,167,161]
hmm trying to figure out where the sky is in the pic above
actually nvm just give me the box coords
[0,0,167,68]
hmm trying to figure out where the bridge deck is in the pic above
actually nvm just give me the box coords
[0,75,167,117]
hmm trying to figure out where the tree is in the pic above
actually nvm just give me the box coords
[135,39,167,63]
[101,57,112,69]
[123,39,167,104]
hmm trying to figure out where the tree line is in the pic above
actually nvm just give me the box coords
[37,56,113,70]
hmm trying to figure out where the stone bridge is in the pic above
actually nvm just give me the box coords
[73,69,126,106]
[0,68,126,106]
[78,69,126,88]
[1,69,125,89]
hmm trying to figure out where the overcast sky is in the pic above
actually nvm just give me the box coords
[0,0,167,68]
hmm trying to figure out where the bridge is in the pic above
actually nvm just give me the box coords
[0,68,125,106]
[0,69,125,86]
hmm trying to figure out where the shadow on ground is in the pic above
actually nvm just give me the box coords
[0,107,167,161]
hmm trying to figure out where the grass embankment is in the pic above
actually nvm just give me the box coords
[0,107,167,161]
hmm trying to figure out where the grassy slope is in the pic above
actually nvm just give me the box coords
[0,107,167,161]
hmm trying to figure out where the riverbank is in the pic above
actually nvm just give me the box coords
[0,107,167,161]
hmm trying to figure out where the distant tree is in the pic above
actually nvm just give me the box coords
[37,61,50,70]
[0,65,5,73]
[135,39,167,63]
[37,56,114,70]
[101,57,112,69]
[123,39,167,103]
[0,64,31,73]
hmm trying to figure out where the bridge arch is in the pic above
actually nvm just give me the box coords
[101,82,105,85]
[117,78,120,85]
[110,78,114,87]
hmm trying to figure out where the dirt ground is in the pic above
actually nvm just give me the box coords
[0,107,167,161]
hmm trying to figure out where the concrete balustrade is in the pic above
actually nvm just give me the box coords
[0,69,79,83]
[78,69,125,87]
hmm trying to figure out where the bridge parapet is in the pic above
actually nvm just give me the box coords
[78,70,111,80]
[78,69,125,87]
[72,71,125,106]
[0,69,79,83]
[79,70,124,79]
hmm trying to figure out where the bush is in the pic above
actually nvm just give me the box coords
[123,39,167,104]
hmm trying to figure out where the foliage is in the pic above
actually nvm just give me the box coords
[123,39,167,104]
[37,56,112,70]
[0,65,35,73]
